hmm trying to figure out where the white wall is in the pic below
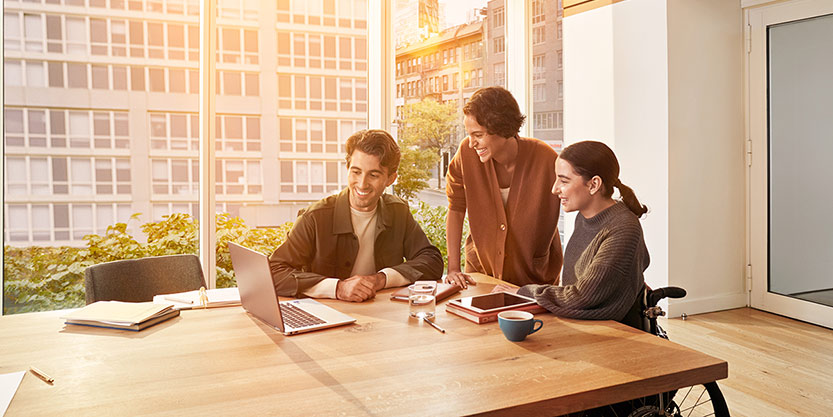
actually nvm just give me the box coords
[666,0,746,315]
[564,0,747,316]
[611,0,670,297]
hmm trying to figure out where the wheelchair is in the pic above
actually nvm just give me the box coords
[569,286,731,417]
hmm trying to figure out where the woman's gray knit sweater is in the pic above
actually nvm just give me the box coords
[517,202,649,321]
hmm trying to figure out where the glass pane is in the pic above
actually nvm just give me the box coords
[3,0,200,314]
[530,0,565,245]
[393,0,491,196]
[214,0,368,288]
[767,14,833,308]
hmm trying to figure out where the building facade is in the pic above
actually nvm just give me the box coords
[3,0,368,246]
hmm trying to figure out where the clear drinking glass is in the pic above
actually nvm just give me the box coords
[409,283,436,319]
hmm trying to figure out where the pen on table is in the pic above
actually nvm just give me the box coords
[422,317,446,334]
[29,366,54,384]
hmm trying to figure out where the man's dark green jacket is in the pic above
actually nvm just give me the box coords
[269,188,443,297]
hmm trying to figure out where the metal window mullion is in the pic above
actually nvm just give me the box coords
[199,0,217,288]
[506,0,532,137]
[367,0,391,131]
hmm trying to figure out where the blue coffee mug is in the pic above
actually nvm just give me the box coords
[498,310,543,342]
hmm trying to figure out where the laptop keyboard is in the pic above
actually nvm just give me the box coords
[281,303,326,328]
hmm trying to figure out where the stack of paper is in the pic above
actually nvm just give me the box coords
[153,287,241,310]
[61,301,179,331]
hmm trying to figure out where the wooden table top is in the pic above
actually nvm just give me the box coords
[0,274,727,416]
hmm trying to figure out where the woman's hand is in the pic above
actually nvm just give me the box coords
[491,283,519,294]
[445,270,477,289]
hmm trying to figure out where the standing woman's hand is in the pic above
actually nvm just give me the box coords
[445,270,477,289]
[491,283,519,294]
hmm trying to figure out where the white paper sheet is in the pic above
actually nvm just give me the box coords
[0,371,25,417]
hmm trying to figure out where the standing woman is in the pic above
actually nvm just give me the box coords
[445,87,563,288]
[495,140,650,324]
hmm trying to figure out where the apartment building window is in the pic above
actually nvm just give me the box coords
[219,27,259,64]
[217,71,259,96]
[532,0,545,24]
[493,7,505,28]
[4,13,22,51]
[558,51,563,68]
[533,54,545,81]
[280,159,345,194]
[150,112,199,151]
[216,115,261,152]
[94,158,132,194]
[443,75,448,91]
[558,80,563,98]
[4,108,129,150]
[277,32,366,71]
[277,0,367,29]
[533,26,545,45]
[218,0,259,21]
[533,111,563,130]
[494,63,505,87]
[152,158,199,195]
[533,84,546,102]
[4,202,133,243]
[494,36,505,54]
[216,159,262,195]
[557,22,562,40]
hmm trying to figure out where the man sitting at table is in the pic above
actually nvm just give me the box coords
[269,129,444,302]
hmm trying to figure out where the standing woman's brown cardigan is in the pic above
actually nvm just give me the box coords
[446,136,563,285]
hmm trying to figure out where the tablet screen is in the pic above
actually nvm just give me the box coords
[456,292,534,312]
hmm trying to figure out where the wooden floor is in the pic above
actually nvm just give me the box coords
[659,307,833,417]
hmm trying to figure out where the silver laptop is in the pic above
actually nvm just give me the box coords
[228,242,356,335]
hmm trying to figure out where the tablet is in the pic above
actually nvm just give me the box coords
[447,292,537,314]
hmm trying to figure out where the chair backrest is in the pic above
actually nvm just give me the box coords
[84,254,206,304]
[618,284,649,332]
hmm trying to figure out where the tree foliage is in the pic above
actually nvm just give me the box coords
[398,98,458,154]
[394,142,439,201]
[398,98,459,188]
[3,205,457,315]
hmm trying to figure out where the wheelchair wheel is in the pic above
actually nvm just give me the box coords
[624,381,729,417]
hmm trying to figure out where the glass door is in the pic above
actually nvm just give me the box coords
[748,0,833,328]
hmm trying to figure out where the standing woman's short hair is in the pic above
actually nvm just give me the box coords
[559,141,649,217]
[462,86,526,138]
[345,129,401,173]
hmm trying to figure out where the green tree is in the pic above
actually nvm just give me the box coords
[3,205,454,315]
[398,98,459,188]
[394,142,438,201]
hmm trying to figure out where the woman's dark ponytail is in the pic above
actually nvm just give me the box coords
[560,141,649,218]
[614,179,648,218]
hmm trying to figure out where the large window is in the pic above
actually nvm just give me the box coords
[3,0,554,314]
[3,0,201,314]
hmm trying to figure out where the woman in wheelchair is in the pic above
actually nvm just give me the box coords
[494,140,649,326]
[494,141,729,417]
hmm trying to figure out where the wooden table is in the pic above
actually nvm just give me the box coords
[0,274,727,416]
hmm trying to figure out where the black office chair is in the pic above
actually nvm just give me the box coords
[84,254,206,304]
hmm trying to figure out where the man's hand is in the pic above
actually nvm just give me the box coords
[336,273,386,302]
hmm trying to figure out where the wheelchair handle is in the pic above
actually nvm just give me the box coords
[647,286,687,307]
